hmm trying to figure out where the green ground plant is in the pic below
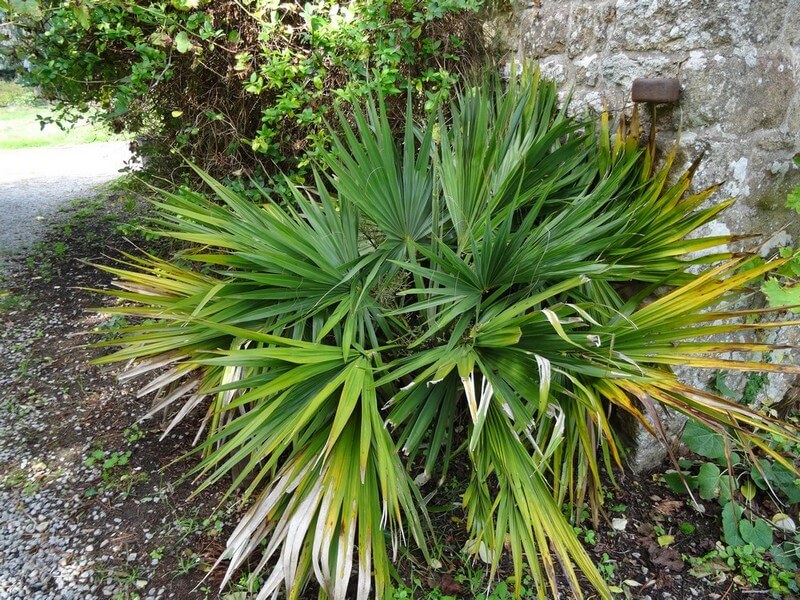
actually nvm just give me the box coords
[665,376,800,595]
[0,289,30,312]
[91,70,800,599]
[689,541,799,596]
[761,157,800,310]
[84,439,149,499]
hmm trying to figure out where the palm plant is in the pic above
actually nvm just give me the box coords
[93,68,800,599]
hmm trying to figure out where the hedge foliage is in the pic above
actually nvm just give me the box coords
[2,0,492,181]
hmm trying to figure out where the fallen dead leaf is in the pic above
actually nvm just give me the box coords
[655,499,684,516]
[648,543,685,571]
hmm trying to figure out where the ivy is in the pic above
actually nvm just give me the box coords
[665,393,800,592]
[682,420,727,461]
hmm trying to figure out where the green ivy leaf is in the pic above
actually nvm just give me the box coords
[738,519,773,550]
[739,479,757,501]
[663,470,692,494]
[722,502,745,547]
[682,420,726,460]
[751,459,800,503]
[697,462,721,500]
[761,279,800,313]
[714,370,737,399]
[174,31,193,53]
[719,474,736,504]
[770,542,799,570]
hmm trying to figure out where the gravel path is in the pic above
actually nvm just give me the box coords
[0,312,105,599]
[0,142,144,600]
[0,142,132,262]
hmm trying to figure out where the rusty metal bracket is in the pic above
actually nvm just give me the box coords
[631,78,681,104]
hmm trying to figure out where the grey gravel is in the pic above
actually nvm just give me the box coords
[0,313,106,599]
[0,143,130,599]
[0,142,132,262]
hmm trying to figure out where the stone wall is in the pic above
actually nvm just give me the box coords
[501,0,800,245]
[499,0,800,470]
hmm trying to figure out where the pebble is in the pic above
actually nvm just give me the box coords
[0,204,227,600]
[0,304,106,597]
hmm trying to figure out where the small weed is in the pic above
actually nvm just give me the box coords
[94,314,129,341]
[572,523,597,546]
[84,447,148,499]
[226,572,263,596]
[149,545,165,561]
[679,522,696,535]
[85,449,131,470]
[15,356,31,377]
[597,553,616,583]
[172,549,203,576]
[201,512,225,537]
[93,565,146,600]
[0,291,30,312]
[451,560,485,595]
[25,249,53,281]
[690,542,799,594]
[390,578,423,600]
[0,396,31,417]
[0,466,59,496]
[122,196,138,212]
[123,423,146,444]
[487,578,537,599]
[743,371,769,405]
[52,241,68,257]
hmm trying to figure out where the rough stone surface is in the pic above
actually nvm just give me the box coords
[503,0,800,471]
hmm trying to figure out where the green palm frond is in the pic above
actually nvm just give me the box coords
[93,66,800,599]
